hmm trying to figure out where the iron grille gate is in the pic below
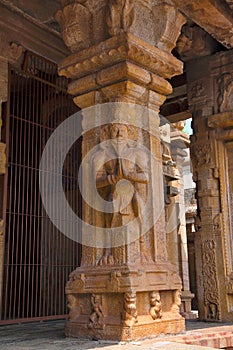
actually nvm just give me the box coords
[0,52,81,324]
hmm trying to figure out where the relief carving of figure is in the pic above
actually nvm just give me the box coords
[149,291,162,320]
[67,294,81,321]
[171,289,182,316]
[88,294,104,329]
[93,122,151,265]
[123,292,138,327]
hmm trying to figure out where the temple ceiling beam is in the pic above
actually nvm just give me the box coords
[172,0,233,49]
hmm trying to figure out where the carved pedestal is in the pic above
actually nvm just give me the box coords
[57,0,186,340]
[65,265,184,341]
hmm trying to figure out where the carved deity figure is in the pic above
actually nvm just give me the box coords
[88,294,104,329]
[149,291,162,320]
[93,122,150,265]
[123,292,138,327]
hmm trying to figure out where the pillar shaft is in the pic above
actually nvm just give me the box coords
[57,0,186,340]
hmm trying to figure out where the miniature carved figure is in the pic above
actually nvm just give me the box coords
[67,294,81,321]
[88,294,104,329]
[93,122,150,265]
[171,289,182,315]
[123,292,138,327]
[149,291,162,320]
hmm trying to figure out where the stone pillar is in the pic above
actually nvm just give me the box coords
[0,57,7,314]
[57,0,186,340]
[170,124,195,319]
[0,39,22,316]
[187,50,233,321]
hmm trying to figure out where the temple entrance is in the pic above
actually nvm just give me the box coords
[0,52,81,324]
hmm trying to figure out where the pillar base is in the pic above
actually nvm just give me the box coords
[65,264,185,341]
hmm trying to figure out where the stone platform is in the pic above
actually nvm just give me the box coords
[1,320,233,349]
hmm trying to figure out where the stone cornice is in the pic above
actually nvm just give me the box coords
[58,33,183,80]
[0,2,69,63]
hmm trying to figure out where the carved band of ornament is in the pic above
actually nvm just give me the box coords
[188,81,206,104]
[191,143,212,169]
[216,73,233,114]
[202,240,220,320]
[0,34,23,63]
[58,33,183,80]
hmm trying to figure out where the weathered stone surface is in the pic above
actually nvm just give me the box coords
[57,0,187,341]
[0,2,69,63]
[187,49,233,321]
[173,0,233,48]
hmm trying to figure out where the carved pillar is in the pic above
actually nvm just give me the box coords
[57,0,186,340]
[170,124,195,319]
[187,50,233,321]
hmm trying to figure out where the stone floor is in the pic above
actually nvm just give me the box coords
[0,320,232,350]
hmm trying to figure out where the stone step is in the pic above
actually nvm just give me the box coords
[152,325,233,349]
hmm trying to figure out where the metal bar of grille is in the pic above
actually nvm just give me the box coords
[1,51,81,324]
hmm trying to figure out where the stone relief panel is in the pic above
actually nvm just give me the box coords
[216,73,233,114]
[191,143,212,170]
[89,123,153,266]
[88,294,104,329]
[202,240,220,320]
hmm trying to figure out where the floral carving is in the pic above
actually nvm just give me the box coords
[191,143,211,168]
[202,240,220,320]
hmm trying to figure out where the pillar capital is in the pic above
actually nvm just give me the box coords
[58,32,183,109]
[56,1,185,109]
[56,0,186,54]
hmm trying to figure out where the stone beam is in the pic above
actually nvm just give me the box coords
[172,0,233,48]
[0,2,69,63]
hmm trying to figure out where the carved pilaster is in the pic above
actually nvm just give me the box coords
[187,50,233,321]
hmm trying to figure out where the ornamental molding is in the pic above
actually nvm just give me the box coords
[58,33,183,80]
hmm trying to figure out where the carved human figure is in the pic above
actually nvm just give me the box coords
[149,291,162,320]
[94,122,150,265]
[123,291,138,327]
[88,294,104,328]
